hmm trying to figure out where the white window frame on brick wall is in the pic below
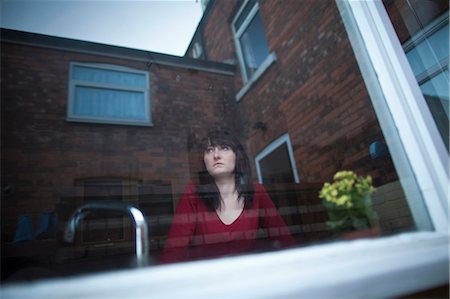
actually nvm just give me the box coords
[2,1,448,298]
[255,133,300,184]
[232,0,277,101]
[67,62,152,126]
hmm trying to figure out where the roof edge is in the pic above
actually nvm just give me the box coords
[184,0,215,57]
[0,28,235,76]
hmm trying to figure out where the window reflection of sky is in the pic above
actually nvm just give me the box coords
[240,12,270,77]
[406,25,448,76]
[421,70,449,101]
[73,66,147,88]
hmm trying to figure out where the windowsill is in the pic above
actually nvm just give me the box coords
[236,52,277,102]
[66,117,154,127]
[2,231,448,298]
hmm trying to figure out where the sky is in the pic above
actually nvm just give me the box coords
[0,0,204,56]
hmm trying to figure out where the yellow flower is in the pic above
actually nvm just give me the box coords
[319,170,379,232]
[336,195,352,207]
[319,170,376,207]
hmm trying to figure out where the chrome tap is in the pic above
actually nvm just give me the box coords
[64,202,150,267]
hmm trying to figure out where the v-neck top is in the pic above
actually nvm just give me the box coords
[160,182,295,264]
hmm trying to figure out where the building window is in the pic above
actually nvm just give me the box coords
[255,134,300,185]
[2,1,448,297]
[67,62,152,126]
[81,179,126,244]
[192,42,203,59]
[74,178,141,249]
[232,0,276,100]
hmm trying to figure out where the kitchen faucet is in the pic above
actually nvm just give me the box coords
[64,202,150,267]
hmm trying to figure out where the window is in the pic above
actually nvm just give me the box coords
[70,178,142,257]
[1,1,448,298]
[232,0,276,100]
[192,42,203,59]
[255,134,300,185]
[81,179,127,244]
[338,0,448,231]
[403,12,449,150]
[67,63,152,126]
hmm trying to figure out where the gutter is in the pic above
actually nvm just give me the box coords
[0,28,235,76]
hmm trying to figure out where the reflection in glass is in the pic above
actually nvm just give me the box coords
[385,0,449,149]
[239,11,270,78]
[1,0,434,283]
[74,87,146,120]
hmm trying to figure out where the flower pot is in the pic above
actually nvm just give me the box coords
[341,226,381,241]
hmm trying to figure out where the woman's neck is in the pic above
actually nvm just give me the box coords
[214,176,237,199]
[215,176,242,214]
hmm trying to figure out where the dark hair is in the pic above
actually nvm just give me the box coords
[197,130,254,211]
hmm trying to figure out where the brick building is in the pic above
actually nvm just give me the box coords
[1,0,447,287]
[1,28,240,274]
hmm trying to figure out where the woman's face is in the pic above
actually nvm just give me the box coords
[203,145,237,179]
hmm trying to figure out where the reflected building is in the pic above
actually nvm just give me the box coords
[1,0,447,283]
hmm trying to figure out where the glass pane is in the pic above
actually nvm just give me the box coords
[234,0,257,32]
[73,65,147,88]
[421,70,450,103]
[384,0,449,150]
[82,181,125,243]
[405,24,448,78]
[259,143,296,184]
[74,86,146,120]
[2,0,437,284]
[239,11,270,78]
[421,70,450,143]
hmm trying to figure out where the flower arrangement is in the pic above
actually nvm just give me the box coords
[319,170,378,234]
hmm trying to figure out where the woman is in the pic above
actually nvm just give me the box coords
[160,131,295,264]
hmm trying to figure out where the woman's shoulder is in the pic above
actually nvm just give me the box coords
[251,182,271,201]
[252,182,267,192]
[183,181,198,192]
[175,182,205,211]
[177,182,198,202]
[250,182,277,208]
[181,182,212,205]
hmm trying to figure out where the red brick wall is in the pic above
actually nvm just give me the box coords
[202,0,397,185]
[201,0,240,63]
[1,42,237,239]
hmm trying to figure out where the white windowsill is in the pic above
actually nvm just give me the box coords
[236,52,277,102]
[2,231,448,299]
[66,117,154,127]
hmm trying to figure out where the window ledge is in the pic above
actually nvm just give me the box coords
[66,117,154,127]
[2,231,448,299]
[236,52,277,102]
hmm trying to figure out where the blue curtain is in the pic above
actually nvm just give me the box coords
[72,66,147,120]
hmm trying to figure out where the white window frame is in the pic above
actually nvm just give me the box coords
[2,1,448,298]
[232,0,277,101]
[67,62,152,126]
[337,0,448,232]
[255,133,300,184]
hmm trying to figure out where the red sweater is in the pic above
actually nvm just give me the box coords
[160,182,295,264]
